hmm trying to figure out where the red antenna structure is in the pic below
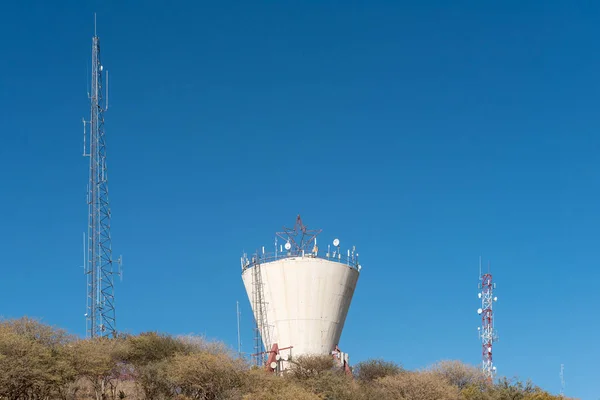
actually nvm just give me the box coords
[477,257,498,382]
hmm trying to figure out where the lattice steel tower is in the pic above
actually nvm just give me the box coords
[83,17,120,339]
[477,258,498,382]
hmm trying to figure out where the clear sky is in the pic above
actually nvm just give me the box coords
[1,1,598,398]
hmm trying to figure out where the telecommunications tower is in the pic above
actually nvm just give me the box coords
[83,16,121,339]
[477,257,498,382]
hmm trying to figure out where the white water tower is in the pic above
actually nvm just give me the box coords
[240,215,361,372]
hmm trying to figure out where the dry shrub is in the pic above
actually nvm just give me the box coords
[286,354,335,381]
[124,332,189,400]
[176,334,235,357]
[524,393,579,400]
[0,320,78,400]
[295,371,359,400]
[460,383,497,400]
[0,327,53,399]
[353,358,403,382]
[372,370,461,400]
[115,380,140,400]
[243,385,320,400]
[70,337,129,400]
[133,360,171,400]
[242,369,321,400]
[126,332,188,365]
[282,355,368,400]
[0,316,75,346]
[0,317,570,400]
[167,351,246,400]
[429,360,487,390]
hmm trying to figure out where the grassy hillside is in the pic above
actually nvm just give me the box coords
[0,317,575,400]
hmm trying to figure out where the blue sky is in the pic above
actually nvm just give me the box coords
[1,0,599,398]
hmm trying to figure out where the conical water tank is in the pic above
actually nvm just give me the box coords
[241,221,361,368]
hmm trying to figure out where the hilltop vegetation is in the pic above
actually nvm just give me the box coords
[0,317,574,400]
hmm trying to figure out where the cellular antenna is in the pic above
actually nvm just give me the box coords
[477,258,498,382]
[105,70,109,110]
[82,15,120,339]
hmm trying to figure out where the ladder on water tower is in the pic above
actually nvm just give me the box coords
[252,254,271,367]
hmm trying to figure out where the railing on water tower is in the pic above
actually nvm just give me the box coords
[241,246,362,272]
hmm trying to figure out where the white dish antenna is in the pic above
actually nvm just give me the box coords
[270,361,277,369]
[477,308,483,315]
[478,293,482,299]
[284,242,291,250]
[333,238,340,247]
[493,296,498,302]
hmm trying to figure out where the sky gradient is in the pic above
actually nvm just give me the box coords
[1,1,599,398]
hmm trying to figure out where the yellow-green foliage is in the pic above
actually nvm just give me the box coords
[0,317,578,400]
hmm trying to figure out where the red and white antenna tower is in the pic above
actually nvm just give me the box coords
[477,257,498,382]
